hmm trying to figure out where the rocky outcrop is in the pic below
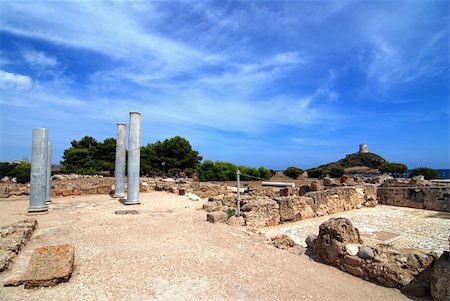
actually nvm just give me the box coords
[306,218,436,298]
[0,219,37,272]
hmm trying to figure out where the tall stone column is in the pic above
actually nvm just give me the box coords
[114,122,126,198]
[46,142,52,202]
[125,112,141,205]
[29,128,49,212]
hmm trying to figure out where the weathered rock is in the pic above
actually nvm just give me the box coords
[318,218,362,244]
[241,198,280,228]
[308,219,436,297]
[226,216,245,226]
[3,275,24,286]
[358,246,374,260]
[344,255,363,267]
[279,187,290,197]
[323,177,337,187]
[275,197,315,222]
[345,264,364,277]
[345,244,360,256]
[310,181,322,191]
[202,202,220,212]
[271,234,296,250]
[178,188,186,195]
[206,211,228,224]
[431,251,449,301]
[24,244,75,289]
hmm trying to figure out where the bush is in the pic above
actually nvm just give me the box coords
[329,166,345,178]
[409,167,440,180]
[378,162,408,178]
[0,162,31,183]
[283,166,304,179]
[227,208,236,218]
[307,167,326,178]
[196,161,272,181]
[168,168,182,177]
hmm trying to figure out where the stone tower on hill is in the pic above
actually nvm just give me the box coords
[359,144,368,154]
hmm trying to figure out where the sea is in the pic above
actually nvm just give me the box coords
[347,169,450,179]
[405,169,450,180]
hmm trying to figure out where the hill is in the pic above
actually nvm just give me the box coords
[319,152,387,173]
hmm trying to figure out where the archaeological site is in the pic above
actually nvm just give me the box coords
[0,112,448,301]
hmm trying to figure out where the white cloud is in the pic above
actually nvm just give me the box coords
[0,70,33,90]
[22,50,58,67]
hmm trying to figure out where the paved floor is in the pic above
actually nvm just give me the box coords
[261,205,450,254]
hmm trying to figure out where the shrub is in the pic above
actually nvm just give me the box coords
[283,166,304,179]
[196,161,272,181]
[168,168,182,177]
[227,208,236,218]
[0,162,31,183]
[329,166,345,178]
[307,167,326,178]
[409,167,440,180]
[378,162,408,178]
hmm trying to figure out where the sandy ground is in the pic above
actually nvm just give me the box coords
[0,192,413,301]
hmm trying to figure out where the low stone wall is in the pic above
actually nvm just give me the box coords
[306,218,438,299]
[377,186,450,212]
[0,219,37,272]
[206,185,378,227]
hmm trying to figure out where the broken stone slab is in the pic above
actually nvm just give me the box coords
[23,244,75,289]
[431,251,449,301]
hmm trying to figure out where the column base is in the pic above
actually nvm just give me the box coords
[113,194,126,198]
[124,200,141,205]
[27,206,48,214]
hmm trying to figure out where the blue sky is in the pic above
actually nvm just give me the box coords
[0,1,448,170]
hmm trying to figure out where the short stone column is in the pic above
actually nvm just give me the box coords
[125,112,141,205]
[114,122,126,198]
[46,142,52,202]
[29,128,49,212]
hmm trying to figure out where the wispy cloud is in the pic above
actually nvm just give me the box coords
[0,70,33,90]
[22,50,58,68]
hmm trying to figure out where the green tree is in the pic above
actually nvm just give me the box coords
[61,136,116,175]
[329,166,345,178]
[409,167,440,180]
[140,136,202,176]
[0,162,31,183]
[307,167,327,178]
[378,162,408,178]
[283,166,304,179]
[196,161,272,181]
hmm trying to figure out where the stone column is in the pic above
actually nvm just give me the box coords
[125,112,141,205]
[114,122,126,198]
[29,128,49,212]
[46,142,52,202]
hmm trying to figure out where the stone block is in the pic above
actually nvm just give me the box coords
[24,244,75,289]
[206,211,228,223]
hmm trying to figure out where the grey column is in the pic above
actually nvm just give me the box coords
[29,128,49,212]
[125,112,141,205]
[46,142,52,202]
[114,122,126,198]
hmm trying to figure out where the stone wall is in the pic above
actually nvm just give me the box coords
[206,185,378,227]
[377,186,450,212]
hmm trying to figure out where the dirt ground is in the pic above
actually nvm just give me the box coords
[0,192,413,300]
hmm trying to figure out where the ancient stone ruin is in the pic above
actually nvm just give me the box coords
[305,217,446,299]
